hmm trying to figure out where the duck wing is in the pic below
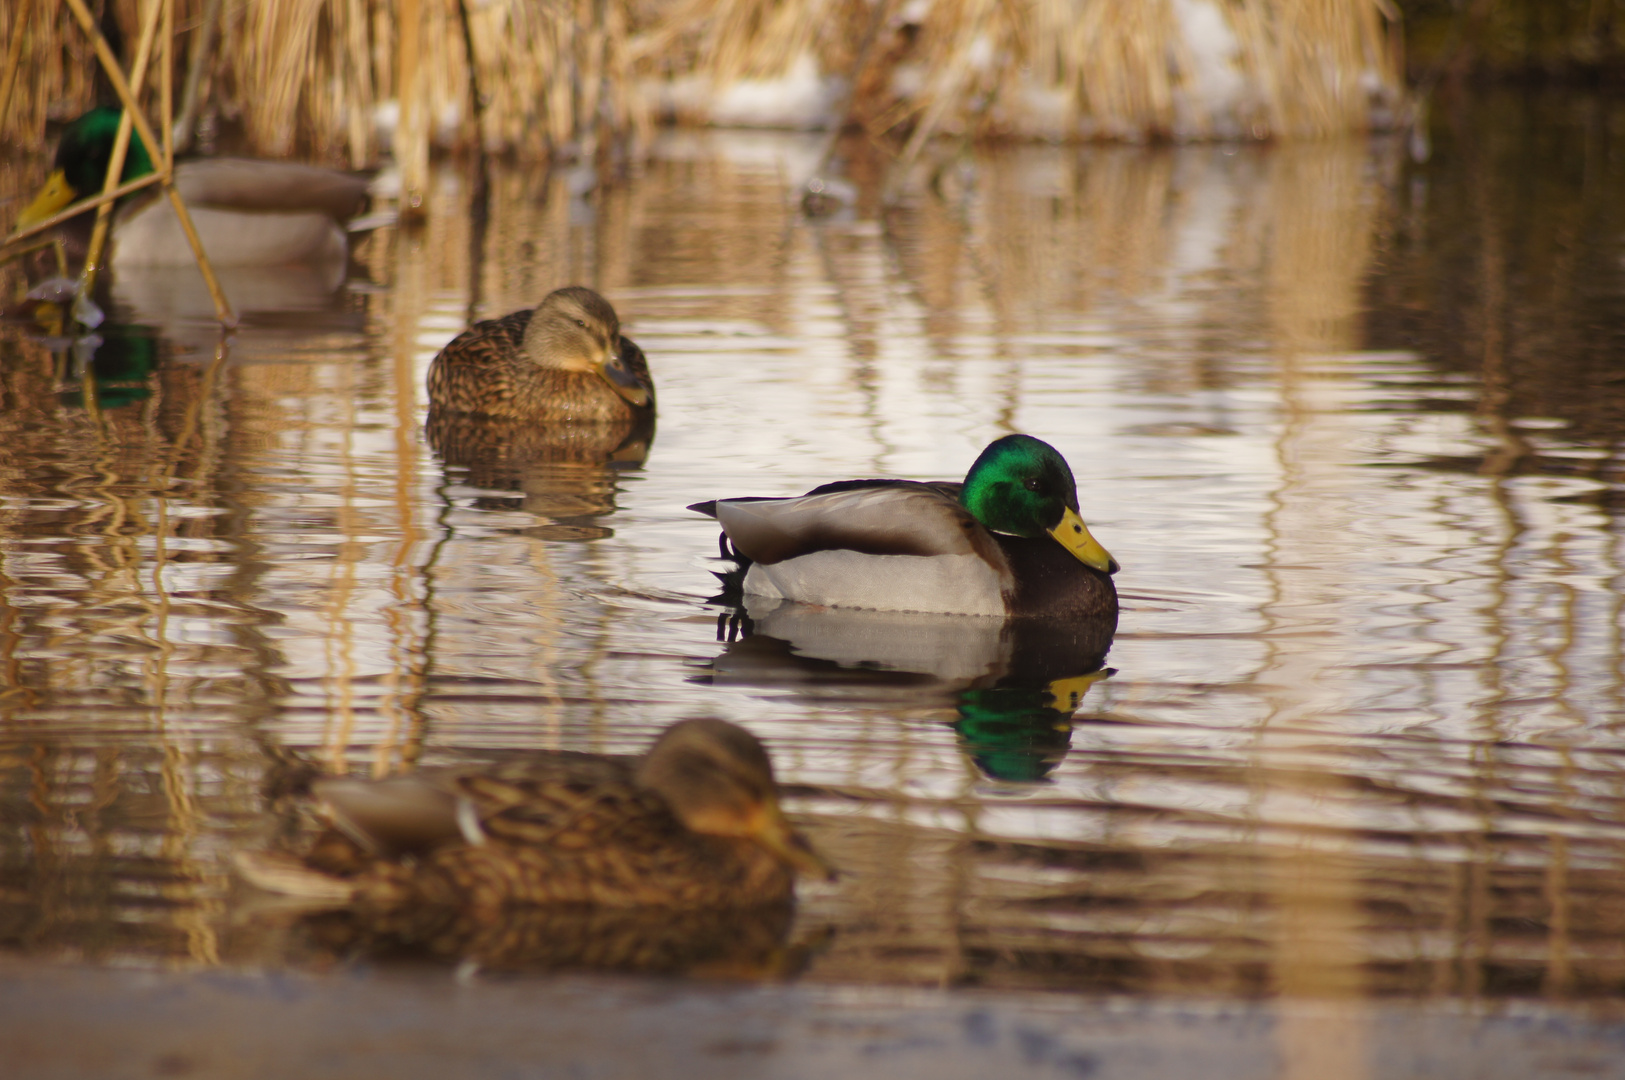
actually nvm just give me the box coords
[425,309,534,415]
[701,482,1005,566]
[311,775,464,857]
[311,750,640,858]
[173,158,370,221]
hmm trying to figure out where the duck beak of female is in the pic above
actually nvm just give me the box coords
[754,803,838,882]
[1050,507,1119,574]
[16,170,77,231]
[598,350,650,408]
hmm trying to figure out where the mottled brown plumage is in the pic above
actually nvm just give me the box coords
[237,719,829,914]
[425,286,655,422]
[301,899,806,977]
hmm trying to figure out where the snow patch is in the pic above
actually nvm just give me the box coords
[1170,0,1251,139]
[662,54,848,131]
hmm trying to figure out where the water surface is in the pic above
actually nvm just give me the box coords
[2,89,1624,1004]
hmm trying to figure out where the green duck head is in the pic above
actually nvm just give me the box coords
[17,107,155,229]
[960,434,1119,574]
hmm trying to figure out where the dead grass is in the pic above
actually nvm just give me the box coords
[2,0,1403,165]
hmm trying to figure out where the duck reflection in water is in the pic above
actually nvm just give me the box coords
[426,410,653,540]
[237,719,832,977]
[701,599,1116,782]
[290,897,817,979]
[1,291,161,411]
[426,286,656,540]
[50,323,162,411]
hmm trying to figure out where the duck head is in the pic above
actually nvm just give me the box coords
[960,434,1119,574]
[635,718,834,880]
[17,107,153,230]
[520,286,650,408]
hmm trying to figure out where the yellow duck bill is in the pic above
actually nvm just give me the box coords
[1049,506,1118,574]
[15,169,78,231]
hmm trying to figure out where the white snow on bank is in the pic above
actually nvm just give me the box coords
[373,98,464,152]
[660,53,848,131]
[1170,0,1252,139]
[646,1,1390,141]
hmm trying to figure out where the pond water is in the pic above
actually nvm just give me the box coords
[2,88,1625,1007]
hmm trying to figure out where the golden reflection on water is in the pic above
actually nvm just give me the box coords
[3,94,1625,1003]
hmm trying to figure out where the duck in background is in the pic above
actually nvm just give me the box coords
[691,434,1119,620]
[426,285,655,424]
[12,106,375,270]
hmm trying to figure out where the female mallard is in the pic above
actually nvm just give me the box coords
[236,718,830,912]
[690,434,1119,619]
[13,107,372,268]
[426,286,655,423]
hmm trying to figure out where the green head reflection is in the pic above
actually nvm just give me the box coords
[953,669,1113,782]
[54,323,160,410]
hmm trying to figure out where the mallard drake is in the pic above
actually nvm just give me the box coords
[236,718,831,912]
[13,106,372,268]
[690,434,1119,619]
[426,286,655,423]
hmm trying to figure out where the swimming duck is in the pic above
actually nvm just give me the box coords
[689,434,1119,619]
[12,107,373,268]
[236,718,831,912]
[426,286,655,423]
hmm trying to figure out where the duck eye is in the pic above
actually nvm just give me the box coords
[573,318,588,330]
[1023,477,1042,492]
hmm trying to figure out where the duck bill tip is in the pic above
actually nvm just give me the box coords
[597,358,649,408]
[1050,507,1117,574]
[757,807,838,881]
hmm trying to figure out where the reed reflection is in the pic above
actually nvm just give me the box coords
[0,732,253,968]
[701,598,1116,781]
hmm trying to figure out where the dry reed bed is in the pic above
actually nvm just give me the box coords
[2,0,1402,166]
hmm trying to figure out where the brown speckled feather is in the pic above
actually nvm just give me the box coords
[246,720,819,916]
[359,799,793,913]
[427,307,655,422]
[343,757,789,910]
[305,897,801,976]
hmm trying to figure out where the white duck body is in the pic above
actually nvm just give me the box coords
[710,484,1014,617]
[111,158,370,269]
